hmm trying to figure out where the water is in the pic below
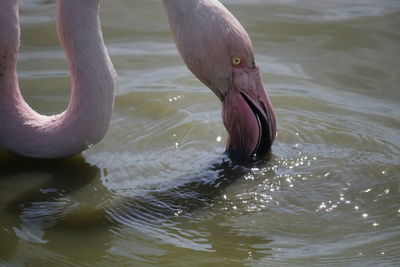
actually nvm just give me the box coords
[1,0,400,265]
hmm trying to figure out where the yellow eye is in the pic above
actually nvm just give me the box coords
[231,57,242,66]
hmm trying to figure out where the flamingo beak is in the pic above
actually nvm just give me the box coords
[222,67,276,159]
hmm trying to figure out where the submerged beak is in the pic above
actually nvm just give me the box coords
[222,67,276,158]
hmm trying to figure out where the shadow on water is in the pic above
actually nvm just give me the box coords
[0,153,102,260]
[2,154,100,215]
[0,151,273,261]
[107,153,272,224]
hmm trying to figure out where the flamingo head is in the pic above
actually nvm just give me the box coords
[222,60,276,159]
[165,0,276,159]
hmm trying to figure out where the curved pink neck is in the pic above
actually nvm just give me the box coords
[0,0,116,158]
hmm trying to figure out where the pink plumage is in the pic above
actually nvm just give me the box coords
[0,0,116,158]
[0,0,275,159]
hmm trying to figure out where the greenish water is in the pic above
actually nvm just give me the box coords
[1,0,400,266]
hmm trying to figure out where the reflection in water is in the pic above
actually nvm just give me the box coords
[106,155,274,262]
[4,155,100,215]
[0,152,274,264]
[0,153,104,261]
[109,155,267,220]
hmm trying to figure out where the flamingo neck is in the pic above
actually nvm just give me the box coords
[0,0,116,158]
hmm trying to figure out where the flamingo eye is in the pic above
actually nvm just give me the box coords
[231,56,242,66]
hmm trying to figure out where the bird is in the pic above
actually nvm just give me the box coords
[0,0,275,160]
[162,0,276,158]
[0,0,116,158]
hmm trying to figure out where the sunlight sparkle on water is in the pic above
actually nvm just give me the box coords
[169,95,183,102]
[244,174,255,181]
[383,189,390,194]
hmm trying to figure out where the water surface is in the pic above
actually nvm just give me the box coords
[1,0,400,265]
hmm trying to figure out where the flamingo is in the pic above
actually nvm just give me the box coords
[0,0,276,159]
[0,0,116,158]
[162,0,276,158]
